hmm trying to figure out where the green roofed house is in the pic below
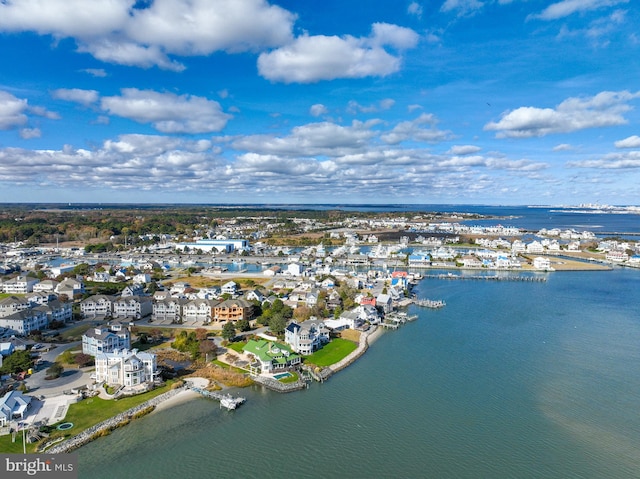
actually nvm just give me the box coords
[242,339,301,375]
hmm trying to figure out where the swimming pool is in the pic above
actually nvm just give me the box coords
[273,372,293,380]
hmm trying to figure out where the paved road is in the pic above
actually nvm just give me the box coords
[25,341,92,398]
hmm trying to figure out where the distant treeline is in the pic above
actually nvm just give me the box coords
[0,204,459,244]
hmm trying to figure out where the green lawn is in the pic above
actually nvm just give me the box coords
[280,371,299,383]
[59,323,94,340]
[226,341,246,353]
[0,381,176,454]
[0,292,25,300]
[304,338,357,367]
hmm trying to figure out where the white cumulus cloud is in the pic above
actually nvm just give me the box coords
[614,135,640,148]
[310,104,328,117]
[484,90,640,138]
[380,113,452,144]
[0,0,296,70]
[52,88,100,105]
[257,23,419,83]
[447,145,482,155]
[0,91,29,129]
[101,89,232,133]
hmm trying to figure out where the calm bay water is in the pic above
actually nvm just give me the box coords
[78,267,640,479]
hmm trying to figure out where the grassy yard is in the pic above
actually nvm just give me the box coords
[0,292,24,300]
[59,323,94,341]
[226,341,246,353]
[0,381,176,453]
[304,338,358,367]
[280,371,299,384]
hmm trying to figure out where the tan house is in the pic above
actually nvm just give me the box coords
[214,299,253,322]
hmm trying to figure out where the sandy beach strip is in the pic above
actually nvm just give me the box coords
[152,388,201,413]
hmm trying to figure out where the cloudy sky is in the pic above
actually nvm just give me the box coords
[0,0,638,205]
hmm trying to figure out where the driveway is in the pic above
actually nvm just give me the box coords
[25,341,93,398]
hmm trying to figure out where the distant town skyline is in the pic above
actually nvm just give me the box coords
[0,0,639,205]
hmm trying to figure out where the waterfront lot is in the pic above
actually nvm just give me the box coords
[304,338,357,367]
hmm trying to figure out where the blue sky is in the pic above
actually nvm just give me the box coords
[0,0,639,205]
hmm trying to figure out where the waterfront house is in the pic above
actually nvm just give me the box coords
[533,257,552,270]
[0,391,32,427]
[526,241,545,254]
[606,250,629,262]
[461,255,483,268]
[263,265,281,277]
[511,240,526,254]
[287,263,304,276]
[82,325,131,356]
[356,304,380,324]
[376,294,393,314]
[408,252,431,267]
[94,349,157,387]
[243,339,301,374]
[284,320,330,355]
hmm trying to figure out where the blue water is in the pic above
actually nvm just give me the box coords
[77,267,640,479]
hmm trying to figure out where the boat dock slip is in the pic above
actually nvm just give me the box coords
[188,385,246,410]
[424,274,546,282]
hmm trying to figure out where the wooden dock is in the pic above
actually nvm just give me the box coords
[413,298,446,309]
[188,386,246,410]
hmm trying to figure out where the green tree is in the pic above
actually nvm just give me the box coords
[236,318,251,332]
[46,363,64,379]
[0,350,33,375]
[268,315,287,336]
[222,321,237,341]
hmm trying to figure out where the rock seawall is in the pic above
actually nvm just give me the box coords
[47,387,186,454]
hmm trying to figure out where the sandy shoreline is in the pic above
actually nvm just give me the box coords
[152,388,201,413]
